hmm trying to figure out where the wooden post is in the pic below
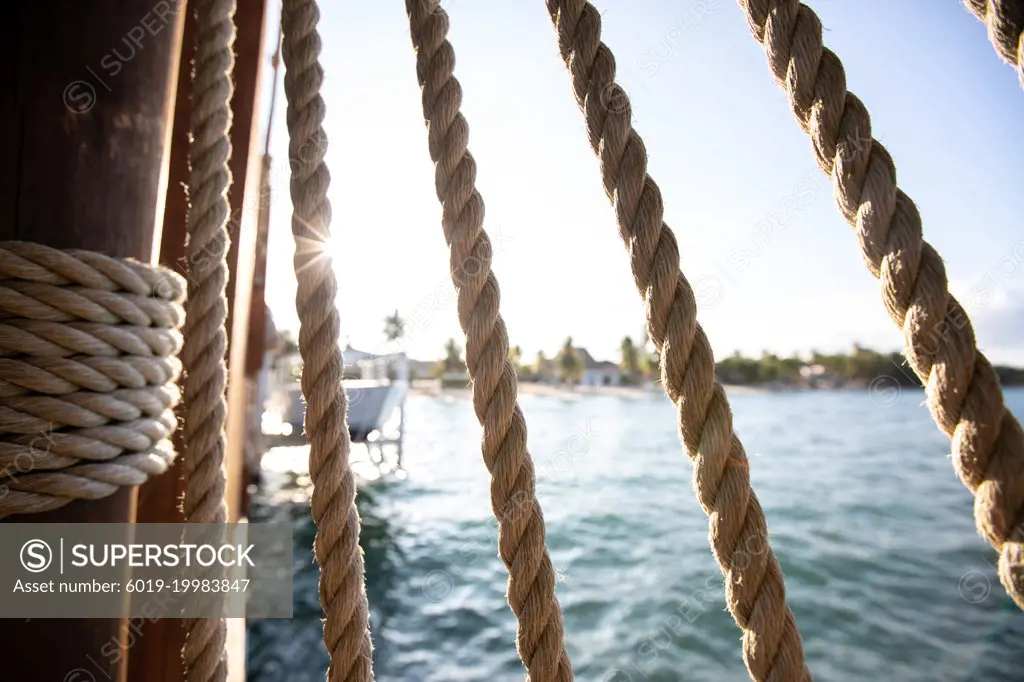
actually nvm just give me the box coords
[0,1,186,681]
[222,0,269,526]
[246,157,273,379]
[242,25,281,521]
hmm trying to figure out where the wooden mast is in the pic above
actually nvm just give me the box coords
[0,2,186,680]
[129,0,269,679]
[241,18,282,519]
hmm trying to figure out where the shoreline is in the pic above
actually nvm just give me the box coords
[406,381,883,398]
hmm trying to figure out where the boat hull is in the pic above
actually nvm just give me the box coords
[276,380,407,443]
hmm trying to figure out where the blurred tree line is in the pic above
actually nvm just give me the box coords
[275,316,1023,389]
[714,344,1024,387]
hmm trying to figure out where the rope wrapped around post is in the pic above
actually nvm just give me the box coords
[280,0,375,679]
[544,2,811,680]
[0,242,184,517]
[963,0,1024,87]
[734,0,1024,611]
[405,2,573,680]
[179,0,237,679]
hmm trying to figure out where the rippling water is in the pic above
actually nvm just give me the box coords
[247,387,1024,681]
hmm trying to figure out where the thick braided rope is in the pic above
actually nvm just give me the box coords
[408,3,572,680]
[964,0,1024,87]
[736,0,1024,611]
[0,242,184,518]
[180,0,236,680]
[545,3,811,680]
[281,1,375,680]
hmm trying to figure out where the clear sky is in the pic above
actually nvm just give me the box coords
[254,0,1023,367]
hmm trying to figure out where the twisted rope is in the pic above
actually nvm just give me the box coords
[735,0,1024,611]
[180,0,237,679]
[281,0,374,679]
[964,0,1024,87]
[407,3,572,680]
[545,2,810,680]
[0,320,183,357]
[0,242,184,518]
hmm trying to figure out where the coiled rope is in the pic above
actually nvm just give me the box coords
[545,2,811,680]
[734,0,1024,610]
[407,1,573,680]
[0,242,184,518]
[964,0,1024,87]
[180,0,237,679]
[280,0,375,679]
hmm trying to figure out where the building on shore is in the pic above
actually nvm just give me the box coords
[576,348,623,386]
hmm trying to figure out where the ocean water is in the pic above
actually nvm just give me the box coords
[246,387,1024,681]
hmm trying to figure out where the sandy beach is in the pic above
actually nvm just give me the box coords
[407,380,769,398]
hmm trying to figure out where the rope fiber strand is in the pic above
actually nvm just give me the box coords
[181,0,237,679]
[545,2,811,680]
[280,0,375,679]
[735,0,1024,611]
[963,0,1024,87]
[0,242,185,517]
[406,2,573,680]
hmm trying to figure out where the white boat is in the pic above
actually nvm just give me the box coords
[263,345,408,468]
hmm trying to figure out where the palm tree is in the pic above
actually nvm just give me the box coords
[641,348,661,379]
[533,350,547,378]
[435,338,469,387]
[279,330,299,357]
[639,327,660,380]
[558,336,582,385]
[508,344,522,366]
[383,309,405,342]
[620,336,640,376]
[443,338,464,373]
